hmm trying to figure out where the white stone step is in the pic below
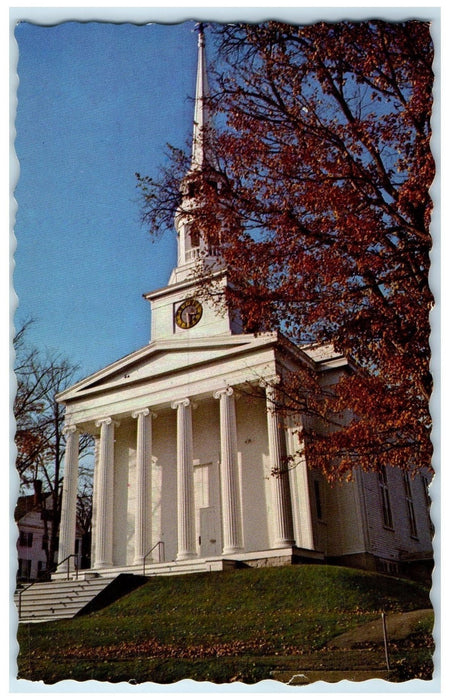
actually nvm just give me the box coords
[82,558,234,580]
[46,547,322,584]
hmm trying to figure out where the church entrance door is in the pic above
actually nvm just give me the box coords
[199,506,220,557]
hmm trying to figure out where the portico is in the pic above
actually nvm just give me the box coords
[55,329,322,577]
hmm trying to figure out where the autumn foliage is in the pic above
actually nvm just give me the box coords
[137,20,434,480]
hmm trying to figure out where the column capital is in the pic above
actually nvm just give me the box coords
[171,398,191,410]
[63,423,78,436]
[95,417,120,428]
[132,407,157,420]
[260,374,281,390]
[213,386,234,400]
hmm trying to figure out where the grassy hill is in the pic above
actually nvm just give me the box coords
[17,564,434,685]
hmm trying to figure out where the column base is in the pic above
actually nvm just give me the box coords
[93,561,114,569]
[222,546,244,556]
[176,552,198,561]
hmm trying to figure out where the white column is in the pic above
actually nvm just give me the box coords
[57,424,79,572]
[286,417,315,550]
[132,408,155,565]
[171,398,197,560]
[90,435,101,569]
[93,417,118,568]
[214,387,243,554]
[265,382,295,547]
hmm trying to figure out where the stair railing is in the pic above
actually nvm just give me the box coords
[17,553,79,620]
[143,541,165,576]
[56,553,80,581]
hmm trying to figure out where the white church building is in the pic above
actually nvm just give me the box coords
[54,27,433,583]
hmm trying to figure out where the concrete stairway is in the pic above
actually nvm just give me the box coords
[15,573,147,624]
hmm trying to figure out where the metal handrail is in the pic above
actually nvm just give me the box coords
[56,553,80,581]
[143,541,165,576]
[17,553,79,620]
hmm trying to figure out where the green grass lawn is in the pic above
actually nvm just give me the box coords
[16,564,434,685]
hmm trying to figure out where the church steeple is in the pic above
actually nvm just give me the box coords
[169,24,222,284]
[145,26,243,339]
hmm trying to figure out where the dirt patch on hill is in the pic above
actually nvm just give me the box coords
[325,608,433,649]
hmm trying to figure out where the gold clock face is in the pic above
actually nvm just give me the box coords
[175,298,203,329]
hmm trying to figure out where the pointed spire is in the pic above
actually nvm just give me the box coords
[191,23,216,171]
[169,24,223,284]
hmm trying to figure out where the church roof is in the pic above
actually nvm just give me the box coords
[56,333,279,403]
[301,342,348,366]
[56,331,349,407]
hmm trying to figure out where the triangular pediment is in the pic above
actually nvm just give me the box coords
[57,333,279,403]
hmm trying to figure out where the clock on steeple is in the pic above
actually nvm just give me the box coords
[175,298,203,329]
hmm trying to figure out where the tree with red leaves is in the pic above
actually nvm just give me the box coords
[137,20,434,480]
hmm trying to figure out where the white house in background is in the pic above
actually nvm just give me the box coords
[53,27,433,584]
[16,491,52,582]
[16,484,82,581]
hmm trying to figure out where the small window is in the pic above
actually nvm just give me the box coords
[378,466,393,529]
[313,479,323,521]
[378,559,399,576]
[18,558,31,580]
[19,531,33,548]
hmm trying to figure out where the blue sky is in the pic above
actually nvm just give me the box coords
[14,20,202,377]
[13,8,439,384]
